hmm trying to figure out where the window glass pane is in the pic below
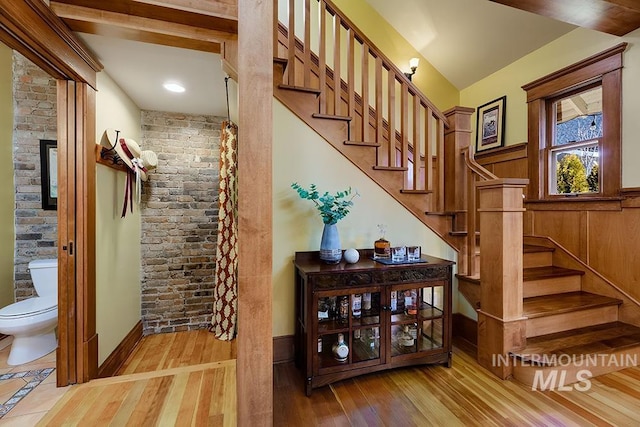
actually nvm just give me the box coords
[551,144,599,194]
[554,87,602,146]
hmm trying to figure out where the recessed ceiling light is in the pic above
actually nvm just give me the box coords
[163,82,185,93]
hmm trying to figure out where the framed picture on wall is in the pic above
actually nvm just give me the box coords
[40,139,57,210]
[476,96,506,153]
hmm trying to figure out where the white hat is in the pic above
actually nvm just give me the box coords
[113,137,148,182]
[140,150,158,171]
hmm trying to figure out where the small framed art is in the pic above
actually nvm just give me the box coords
[476,96,506,153]
[40,139,57,210]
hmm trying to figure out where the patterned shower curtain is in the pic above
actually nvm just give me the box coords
[211,121,238,340]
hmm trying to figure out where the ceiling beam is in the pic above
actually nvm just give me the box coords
[131,0,237,21]
[63,18,221,53]
[490,0,640,36]
[51,0,237,34]
[50,2,236,52]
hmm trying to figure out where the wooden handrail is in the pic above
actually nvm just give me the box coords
[275,0,449,197]
[462,146,497,181]
[460,146,497,276]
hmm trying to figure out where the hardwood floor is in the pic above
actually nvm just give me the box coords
[39,330,237,426]
[117,329,237,375]
[36,330,640,425]
[275,338,640,426]
[39,360,236,426]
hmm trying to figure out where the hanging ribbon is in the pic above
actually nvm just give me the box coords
[119,138,148,217]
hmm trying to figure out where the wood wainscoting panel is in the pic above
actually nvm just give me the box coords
[531,210,588,262]
[475,142,528,181]
[589,209,640,306]
[452,313,478,346]
[98,321,143,378]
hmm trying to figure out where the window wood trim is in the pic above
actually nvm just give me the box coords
[523,43,627,201]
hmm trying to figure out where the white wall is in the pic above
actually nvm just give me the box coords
[272,100,460,336]
[95,71,142,365]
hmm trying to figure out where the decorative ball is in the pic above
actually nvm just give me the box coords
[343,248,360,264]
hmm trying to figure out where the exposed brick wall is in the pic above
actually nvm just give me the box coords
[140,110,222,334]
[12,53,57,301]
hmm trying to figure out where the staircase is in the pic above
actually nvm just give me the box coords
[272,0,640,387]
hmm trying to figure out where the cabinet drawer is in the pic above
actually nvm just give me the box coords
[312,272,373,290]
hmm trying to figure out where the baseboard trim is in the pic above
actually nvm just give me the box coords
[98,320,143,378]
[273,335,294,364]
[453,313,477,345]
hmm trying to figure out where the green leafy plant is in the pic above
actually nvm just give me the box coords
[291,182,358,225]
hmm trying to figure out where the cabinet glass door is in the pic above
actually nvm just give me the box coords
[316,290,382,370]
[390,284,444,357]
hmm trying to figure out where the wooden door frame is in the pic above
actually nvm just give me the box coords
[0,0,101,386]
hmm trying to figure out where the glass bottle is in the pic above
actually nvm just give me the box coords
[405,289,417,315]
[339,296,349,324]
[332,333,349,362]
[374,224,391,259]
[398,325,414,347]
[352,294,362,318]
[362,292,372,312]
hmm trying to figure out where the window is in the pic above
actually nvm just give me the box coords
[523,43,626,201]
[548,85,601,195]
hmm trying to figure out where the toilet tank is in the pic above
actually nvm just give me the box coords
[28,259,58,299]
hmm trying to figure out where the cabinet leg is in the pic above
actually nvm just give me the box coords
[446,351,452,368]
[305,377,312,396]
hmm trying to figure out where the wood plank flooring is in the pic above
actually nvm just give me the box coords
[275,338,640,426]
[34,330,640,426]
[39,360,236,426]
[38,330,237,426]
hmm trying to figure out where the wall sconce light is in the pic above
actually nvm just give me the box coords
[404,57,420,81]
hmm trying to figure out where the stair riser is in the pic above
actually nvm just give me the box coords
[523,251,553,269]
[526,306,618,338]
[524,275,582,298]
[512,346,640,390]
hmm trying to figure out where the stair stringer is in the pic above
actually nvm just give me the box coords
[524,235,640,328]
[274,84,464,252]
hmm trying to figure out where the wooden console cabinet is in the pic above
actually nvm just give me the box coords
[294,250,454,395]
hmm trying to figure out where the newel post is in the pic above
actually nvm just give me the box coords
[443,106,475,214]
[476,178,528,379]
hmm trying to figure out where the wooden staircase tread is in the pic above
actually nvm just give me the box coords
[523,266,585,281]
[449,230,479,237]
[344,140,380,147]
[523,291,622,319]
[373,166,408,171]
[277,84,321,95]
[523,244,555,253]
[312,113,352,121]
[455,274,480,284]
[511,322,640,364]
[400,189,433,194]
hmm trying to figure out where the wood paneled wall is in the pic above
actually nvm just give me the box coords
[475,142,528,181]
[525,201,640,326]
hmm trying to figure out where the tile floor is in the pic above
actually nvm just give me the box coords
[0,339,67,426]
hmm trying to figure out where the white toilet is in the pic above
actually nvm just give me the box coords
[0,259,57,365]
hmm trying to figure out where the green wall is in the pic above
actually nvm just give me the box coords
[332,0,459,111]
[0,44,14,308]
[460,27,640,187]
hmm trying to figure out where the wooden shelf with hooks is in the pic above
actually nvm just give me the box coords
[95,145,128,172]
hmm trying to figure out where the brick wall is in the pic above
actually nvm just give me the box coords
[140,110,222,334]
[12,53,57,300]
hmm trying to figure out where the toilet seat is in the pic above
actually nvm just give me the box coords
[0,297,56,319]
